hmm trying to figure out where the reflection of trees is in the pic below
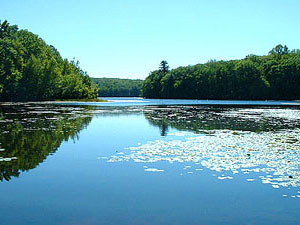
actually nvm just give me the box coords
[0,104,92,181]
[144,106,300,135]
[147,117,169,136]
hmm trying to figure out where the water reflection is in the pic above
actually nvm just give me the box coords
[106,105,300,191]
[144,105,300,134]
[0,104,92,181]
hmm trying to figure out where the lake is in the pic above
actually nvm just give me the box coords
[0,98,300,225]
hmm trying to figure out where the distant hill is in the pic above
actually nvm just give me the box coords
[92,78,143,97]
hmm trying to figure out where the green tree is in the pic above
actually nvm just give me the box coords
[0,20,98,101]
[269,44,290,56]
[159,60,169,74]
[141,45,300,100]
[91,78,143,97]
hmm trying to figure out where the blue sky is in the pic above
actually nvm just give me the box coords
[1,0,300,79]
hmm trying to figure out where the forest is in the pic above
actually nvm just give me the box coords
[141,46,300,100]
[0,20,98,101]
[92,78,142,97]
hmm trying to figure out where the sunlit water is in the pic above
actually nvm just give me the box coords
[0,98,300,225]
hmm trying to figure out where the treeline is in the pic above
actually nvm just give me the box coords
[92,78,142,97]
[141,46,300,100]
[0,20,98,101]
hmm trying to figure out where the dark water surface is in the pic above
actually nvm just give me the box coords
[0,98,300,225]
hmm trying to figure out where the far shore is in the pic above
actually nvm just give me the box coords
[0,98,107,105]
[0,98,299,106]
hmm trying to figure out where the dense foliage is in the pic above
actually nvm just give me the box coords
[0,20,98,101]
[92,77,142,97]
[142,46,300,100]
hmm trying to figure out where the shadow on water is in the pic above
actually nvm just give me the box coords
[0,104,93,181]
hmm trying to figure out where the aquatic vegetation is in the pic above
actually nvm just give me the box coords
[144,168,164,172]
[105,128,300,189]
[144,105,300,133]
[103,105,300,192]
[0,157,17,162]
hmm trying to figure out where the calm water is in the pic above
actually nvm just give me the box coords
[0,98,300,225]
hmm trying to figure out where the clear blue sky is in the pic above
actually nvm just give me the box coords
[1,0,300,79]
